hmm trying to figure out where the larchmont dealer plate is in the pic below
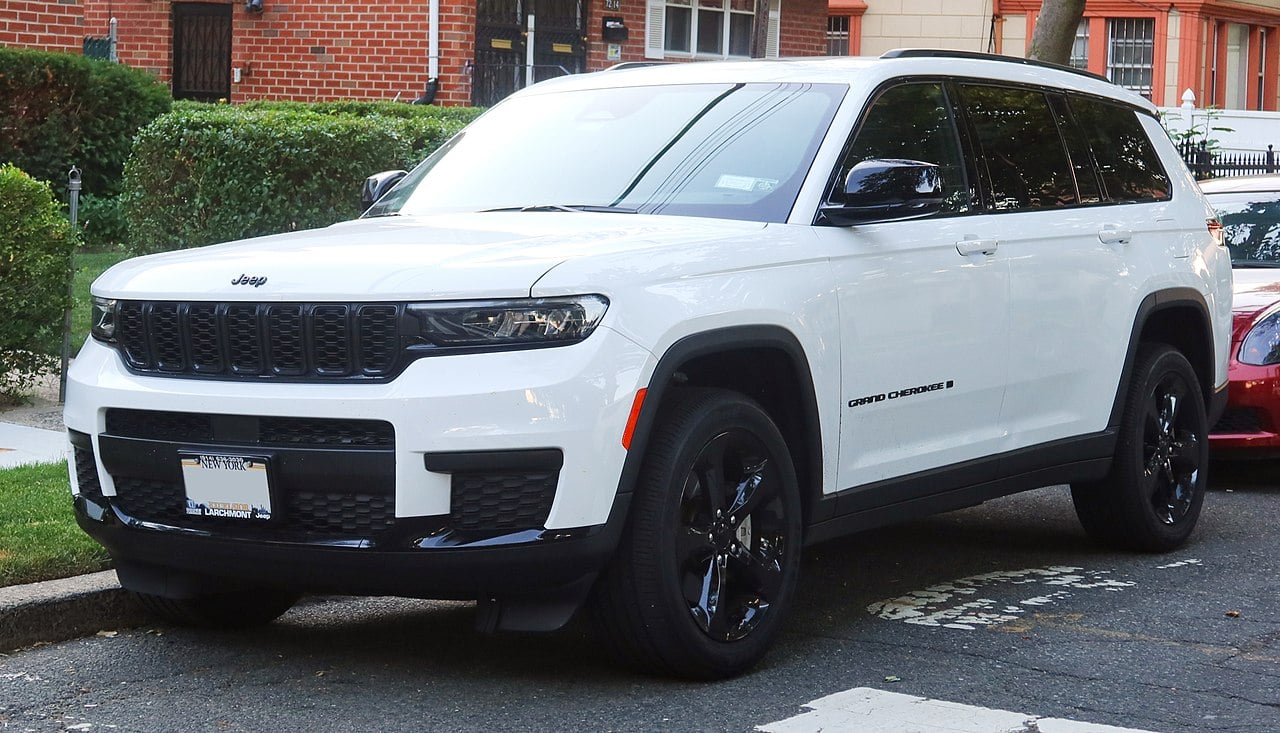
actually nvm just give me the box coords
[180,453,273,521]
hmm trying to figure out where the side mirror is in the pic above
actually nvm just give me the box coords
[361,170,408,213]
[820,159,944,226]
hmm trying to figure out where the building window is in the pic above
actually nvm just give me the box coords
[1070,19,1089,69]
[666,0,756,57]
[1107,18,1154,98]
[1224,23,1250,109]
[827,16,850,56]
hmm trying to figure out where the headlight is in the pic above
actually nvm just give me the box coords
[91,296,118,342]
[405,295,608,348]
[1240,308,1280,366]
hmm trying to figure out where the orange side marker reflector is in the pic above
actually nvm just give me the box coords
[622,388,647,450]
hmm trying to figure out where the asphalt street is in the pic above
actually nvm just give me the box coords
[2,467,1277,733]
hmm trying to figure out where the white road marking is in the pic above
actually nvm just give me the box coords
[757,687,1161,733]
[866,566,1135,630]
[1154,559,1201,569]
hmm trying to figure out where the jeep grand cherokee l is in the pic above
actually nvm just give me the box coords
[67,50,1232,679]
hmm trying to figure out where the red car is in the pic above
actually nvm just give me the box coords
[1201,175,1280,456]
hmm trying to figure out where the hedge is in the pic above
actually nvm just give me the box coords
[121,104,478,254]
[0,165,75,401]
[0,46,171,200]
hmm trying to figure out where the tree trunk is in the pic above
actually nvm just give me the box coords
[750,0,771,58]
[1027,0,1086,65]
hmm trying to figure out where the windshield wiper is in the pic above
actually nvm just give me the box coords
[1233,261,1280,268]
[480,204,637,213]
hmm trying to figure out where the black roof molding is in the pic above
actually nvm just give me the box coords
[880,48,1113,85]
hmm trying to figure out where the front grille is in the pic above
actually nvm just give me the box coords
[112,301,404,380]
[450,471,557,532]
[112,478,396,536]
[1211,407,1267,435]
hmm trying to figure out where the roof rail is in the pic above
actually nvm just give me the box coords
[880,48,1112,85]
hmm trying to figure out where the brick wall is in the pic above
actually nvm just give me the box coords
[585,0,828,69]
[231,1,473,105]
[4,0,826,105]
[0,0,86,53]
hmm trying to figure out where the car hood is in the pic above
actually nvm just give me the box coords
[1231,268,1280,316]
[93,213,766,301]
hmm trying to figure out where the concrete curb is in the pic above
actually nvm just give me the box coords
[0,570,150,651]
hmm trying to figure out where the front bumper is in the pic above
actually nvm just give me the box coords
[65,328,652,606]
[1209,361,1280,457]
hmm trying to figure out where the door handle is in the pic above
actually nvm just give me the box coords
[1098,226,1133,245]
[956,237,998,256]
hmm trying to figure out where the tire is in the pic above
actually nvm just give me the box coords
[591,388,802,679]
[133,588,301,629]
[1071,344,1208,552]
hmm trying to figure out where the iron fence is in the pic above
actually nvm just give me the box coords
[1178,139,1277,180]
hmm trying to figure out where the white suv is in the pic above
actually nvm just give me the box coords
[67,50,1232,679]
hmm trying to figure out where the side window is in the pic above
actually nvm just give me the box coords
[1048,94,1103,205]
[831,82,970,213]
[1068,95,1171,202]
[958,84,1078,211]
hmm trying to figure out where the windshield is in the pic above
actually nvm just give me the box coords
[364,82,846,223]
[1208,190,1280,266]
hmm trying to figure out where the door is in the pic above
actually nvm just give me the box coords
[822,82,1011,494]
[172,3,232,103]
[472,0,586,107]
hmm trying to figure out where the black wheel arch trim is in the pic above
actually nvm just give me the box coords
[1108,287,1217,430]
[613,325,826,522]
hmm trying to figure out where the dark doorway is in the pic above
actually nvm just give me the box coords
[172,3,233,102]
[472,0,586,107]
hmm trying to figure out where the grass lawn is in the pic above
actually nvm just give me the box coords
[70,250,130,357]
[0,461,111,587]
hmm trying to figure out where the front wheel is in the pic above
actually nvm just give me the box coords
[1071,344,1208,552]
[591,388,802,679]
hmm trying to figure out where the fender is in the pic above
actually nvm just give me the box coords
[1108,287,1220,430]
[612,325,828,522]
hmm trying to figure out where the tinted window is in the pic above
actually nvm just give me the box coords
[1068,96,1170,202]
[833,82,970,213]
[1048,94,1103,204]
[959,84,1077,211]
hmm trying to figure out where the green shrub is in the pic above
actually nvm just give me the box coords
[0,46,171,199]
[238,99,485,125]
[0,165,75,401]
[76,192,129,251]
[121,106,471,254]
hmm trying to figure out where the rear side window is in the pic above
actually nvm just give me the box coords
[1068,96,1170,202]
[958,84,1078,211]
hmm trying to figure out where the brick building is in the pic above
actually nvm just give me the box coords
[825,0,1280,111]
[0,0,828,106]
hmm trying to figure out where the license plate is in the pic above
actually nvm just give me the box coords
[180,453,272,520]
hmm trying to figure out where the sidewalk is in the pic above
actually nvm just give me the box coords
[0,420,65,468]
[1,416,147,649]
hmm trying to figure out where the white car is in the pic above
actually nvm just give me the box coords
[68,50,1232,679]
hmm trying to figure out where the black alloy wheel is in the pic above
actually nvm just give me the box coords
[592,387,801,679]
[1072,344,1208,552]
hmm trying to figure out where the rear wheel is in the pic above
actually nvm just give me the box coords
[1071,344,1208,552]
[592,388,802,679]
[134,588,300,629]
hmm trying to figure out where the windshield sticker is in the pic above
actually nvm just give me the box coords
[714,174,779,192]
